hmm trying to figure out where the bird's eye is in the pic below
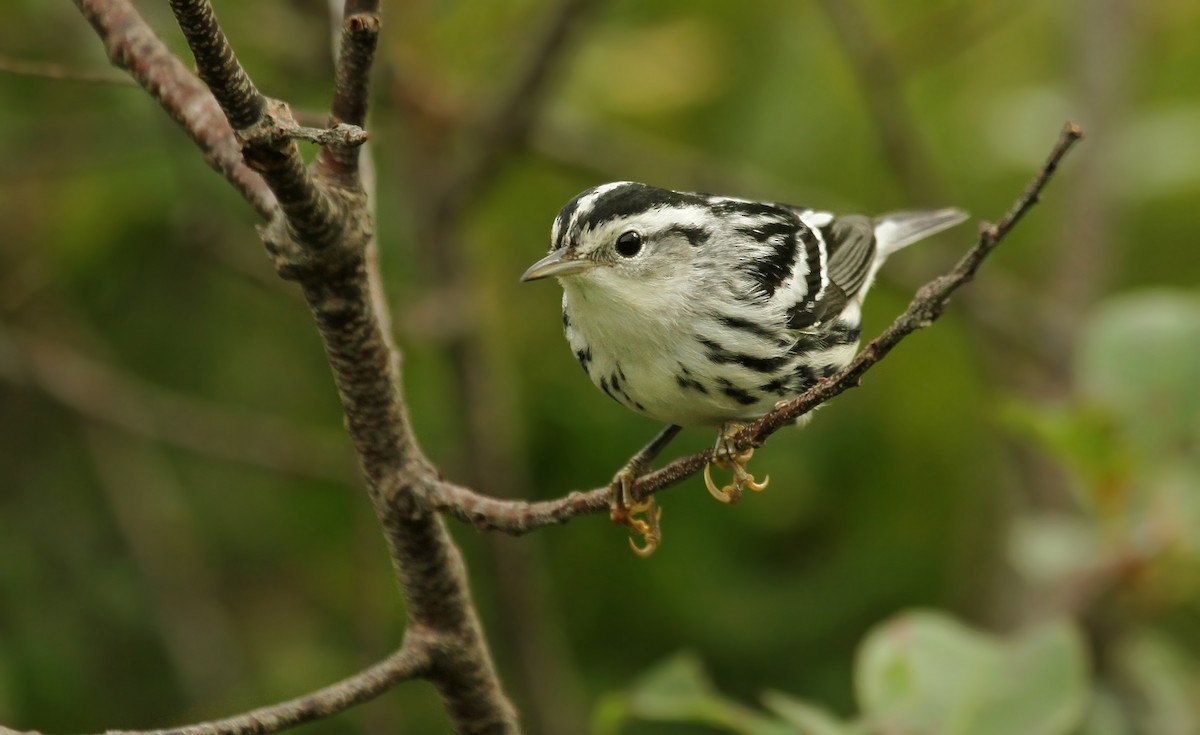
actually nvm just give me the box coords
[616,230,643,258]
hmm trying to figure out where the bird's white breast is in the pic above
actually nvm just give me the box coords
[561,274,797,428]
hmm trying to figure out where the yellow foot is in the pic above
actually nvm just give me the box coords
[704,423,770,504]
[610,466,662,557]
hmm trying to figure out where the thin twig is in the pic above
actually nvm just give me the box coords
[289,122,368,147]
[812,0,1063,379]
[1,644,428,735]
[108,642,431,735]
[319,0,380,183]
[428,123,1085,536]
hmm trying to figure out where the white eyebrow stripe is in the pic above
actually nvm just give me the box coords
[567,181,631,236]
[626,204,715,233]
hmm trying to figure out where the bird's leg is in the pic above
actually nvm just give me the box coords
[609,425,681,557]
[704,421,769,504]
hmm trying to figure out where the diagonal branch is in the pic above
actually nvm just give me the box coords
[166,0,265,129]
[428,123,1085,536]
[319,0,381,184]
[167,0,341,248]
[73,0,275,218]
[2,642,432,735]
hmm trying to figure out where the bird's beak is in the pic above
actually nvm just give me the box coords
[520,248,597,282]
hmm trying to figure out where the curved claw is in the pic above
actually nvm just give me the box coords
[704,462,739,504]
[624,515,650,536]
[629,536,656,557]
[610,470,663,557]
[627,506,662,558]
[745,473,770,492]
[727,458,769,494]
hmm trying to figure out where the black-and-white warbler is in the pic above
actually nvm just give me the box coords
[522,182,966,554]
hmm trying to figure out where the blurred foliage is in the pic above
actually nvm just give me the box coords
[599,612,1088,735]
[2,1,1199,734]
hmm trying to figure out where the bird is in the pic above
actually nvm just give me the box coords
[522,181,967,555]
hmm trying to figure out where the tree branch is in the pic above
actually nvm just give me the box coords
[67,2,522,732]
[428,123,1085,536]
[73,0,275,218]
[166,0,340,248]
[0,642,433,735]
[319,0,381,184]
[390,4,604,731]
[165,0,264,129]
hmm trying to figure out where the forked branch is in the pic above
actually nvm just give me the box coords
[66,1,519,733]
[428,122,1085,535]
[167,0,342,248]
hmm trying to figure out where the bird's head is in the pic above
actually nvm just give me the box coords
[521,182,713,294]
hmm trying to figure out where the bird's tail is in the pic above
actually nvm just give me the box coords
[874,208,969,257]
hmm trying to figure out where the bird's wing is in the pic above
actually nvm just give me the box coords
[820,214,878,302]
[781,211,876,330]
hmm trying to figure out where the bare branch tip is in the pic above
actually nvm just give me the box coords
[347,13,382,35]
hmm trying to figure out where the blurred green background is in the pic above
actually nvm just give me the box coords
[1,1,1198,733]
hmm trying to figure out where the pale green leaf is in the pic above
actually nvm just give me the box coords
[599,651,799,735]
[762,690,863,735]
[1078,291,1200,459]
[856,610,1000,733]
[970,620,1090,735]
[855,611,1089,735]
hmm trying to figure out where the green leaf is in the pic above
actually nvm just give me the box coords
[855,611,1089,735]
[762,690,864,735]
[975,620,1090,735]
[596,651,798,735]
[624,650,720,718]
[1078,291,1200,460]
[856,610,999,732]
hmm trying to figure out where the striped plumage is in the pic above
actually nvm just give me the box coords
[523,181,967,429]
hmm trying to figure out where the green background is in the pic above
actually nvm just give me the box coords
[1,1,1197,733]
